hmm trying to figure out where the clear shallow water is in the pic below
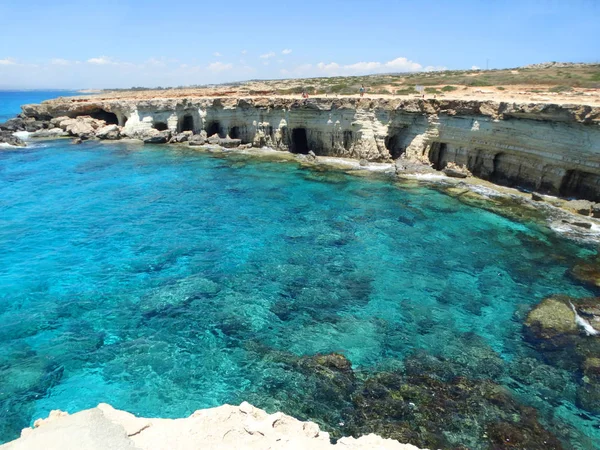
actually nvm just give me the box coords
[1,140,599,448]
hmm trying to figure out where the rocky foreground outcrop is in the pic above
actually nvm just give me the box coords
[524,293,600,414]
[0,402,420,450]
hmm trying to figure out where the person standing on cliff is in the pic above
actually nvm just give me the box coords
[359,85,365,97]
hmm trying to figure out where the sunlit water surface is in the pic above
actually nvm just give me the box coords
[0,140,599,447]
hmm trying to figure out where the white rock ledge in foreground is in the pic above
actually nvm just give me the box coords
[1,402,423,450]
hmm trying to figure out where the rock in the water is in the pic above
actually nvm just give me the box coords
[442,162,471,178]
[72,138,83,145]
[571,221,593,229]
[95,124,121,140]
[359,159,368,166]
[219,137,242,148]
[188,134,207,146]
[142,129,171,144]
[570,260,600,287]
[565,199,593,216]
[0,131,26,147]
[61,116,105,139]
[524,296,578,344]
[169,131,192,143]
[207,133,221,144]
[0,117,27,132]
[531,192,544,201]
[30,128,69,138]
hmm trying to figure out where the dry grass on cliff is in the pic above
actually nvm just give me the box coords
[100,63,600,105]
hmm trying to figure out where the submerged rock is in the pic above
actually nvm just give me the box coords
[524,294,600,414]
[524,296,578,345]
[570,259,600,287]
[345,371,562,450]
[243,344,561,449]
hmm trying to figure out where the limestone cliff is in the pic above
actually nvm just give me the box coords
[1,402,421,450]
[20,96,600,201]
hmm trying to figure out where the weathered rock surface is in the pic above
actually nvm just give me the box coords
[0,131,26,147]
[142,130,171,144]
[95,124,121,140]
[30,128,69,138]
[1,403,420,450]
[59,116,106,139]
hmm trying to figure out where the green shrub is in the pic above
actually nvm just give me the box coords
[425,87,440,94]
[396,87,417,95]
[496,86,506,90]
[441,85,457,92]
[467,78,493,87]
[548,85,573,93]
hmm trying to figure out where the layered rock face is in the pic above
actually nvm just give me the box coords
[19,96,600,200]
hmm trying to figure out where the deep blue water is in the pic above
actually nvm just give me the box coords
[1,93,600,448]
[0,90,81,123]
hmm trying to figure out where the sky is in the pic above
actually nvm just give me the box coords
[0,0,598,89]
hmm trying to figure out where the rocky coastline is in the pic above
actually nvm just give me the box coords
[1,95,599,202]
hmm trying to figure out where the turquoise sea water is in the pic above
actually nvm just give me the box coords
[1,94,600,448]
[0,90,80,122]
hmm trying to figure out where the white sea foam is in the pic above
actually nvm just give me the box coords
[13,131,31,140]
[569,302,600,336]
[0,143,17,149]
[406,173,446,180]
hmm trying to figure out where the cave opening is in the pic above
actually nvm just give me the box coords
[343,130,354,151]
[385,127,409,159]
[428,142,448,170]
[206,121,222,137]
[154,122,169,131]
[291,128,309,154]
[180,115,194,132]
[89,109,119,125]
[229,126,240,139]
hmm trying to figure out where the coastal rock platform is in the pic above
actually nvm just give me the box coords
[1,402,421,450]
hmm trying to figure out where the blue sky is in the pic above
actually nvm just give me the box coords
[0,0,598,89]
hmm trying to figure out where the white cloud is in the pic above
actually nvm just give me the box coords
[0,58,17,65]
[260,51,276,59]
[424,65,448,72]
[471,65,481,70]
[241,50,247,55]
[213,52,222,57]
[87,56,115,65]
[50,58,71,66]
[207,61,233,72]
[314,56,426,76]
[282,49,292,55]
[146,58,167,67]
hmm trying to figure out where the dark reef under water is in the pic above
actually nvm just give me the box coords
[1,140,600,449]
